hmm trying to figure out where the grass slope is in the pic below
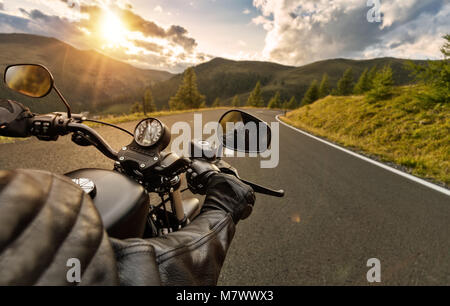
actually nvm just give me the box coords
[281,86,449,186]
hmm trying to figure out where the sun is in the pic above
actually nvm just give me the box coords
[101,11,127,46]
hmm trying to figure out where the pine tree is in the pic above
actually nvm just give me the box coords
[231,95,240,107]
[143,88,156,114]
[212,97,221,107]
[169,67,206,110]
[130,102,143,114]
[246,81,264,107]
[407,34,450,103]
[367,65,378,89]
[336,68,354,96]
[286,96,298,109]
[301,80,320,106]
[353,68,371,94]
[267,91,281,109]
[318,74,331,98]
[366,65,394,102]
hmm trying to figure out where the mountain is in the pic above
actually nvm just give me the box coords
[151,57,295,107]
[0,33,429,113]
[152,57,428,107]
[0,33,173,114]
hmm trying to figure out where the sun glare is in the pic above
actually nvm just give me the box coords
[101,12,127,46]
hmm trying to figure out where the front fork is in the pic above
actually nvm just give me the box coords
[167,175,200,230]
[169,175,186,223]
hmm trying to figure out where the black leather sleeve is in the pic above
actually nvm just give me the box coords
[0,169,119,286]
[112,173,254,286]
[0,170,245,286]
[111,210,235,286]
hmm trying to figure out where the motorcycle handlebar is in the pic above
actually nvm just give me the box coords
[67,122,119,160]
[25,113,285,198]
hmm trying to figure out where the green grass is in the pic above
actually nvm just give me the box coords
[281,86,450,186]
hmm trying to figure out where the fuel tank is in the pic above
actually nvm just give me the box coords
[65,168,149,239]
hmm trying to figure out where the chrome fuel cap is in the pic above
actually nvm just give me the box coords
[72,178,97,198]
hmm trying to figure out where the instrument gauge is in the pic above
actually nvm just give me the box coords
[134,118,165,147]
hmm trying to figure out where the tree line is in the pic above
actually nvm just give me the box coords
[131,35,449,113]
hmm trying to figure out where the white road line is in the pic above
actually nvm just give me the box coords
[275,115,450,197]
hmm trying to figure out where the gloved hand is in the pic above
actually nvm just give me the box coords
[186,158,220,195]
[202,172,256,224]
[0,99,33,138]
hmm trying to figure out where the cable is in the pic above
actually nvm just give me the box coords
[82,119,134,137]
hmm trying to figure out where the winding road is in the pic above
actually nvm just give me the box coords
[0,109,449,285]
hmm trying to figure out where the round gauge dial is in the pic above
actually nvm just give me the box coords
[134,118,164,147]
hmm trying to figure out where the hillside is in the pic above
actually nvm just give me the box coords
[0,33,429,113]
[152,57,428,107]
[281,87,449,186]
[0,33,173,114]
[151,57,295,107]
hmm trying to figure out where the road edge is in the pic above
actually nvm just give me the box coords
[275,115,450,197]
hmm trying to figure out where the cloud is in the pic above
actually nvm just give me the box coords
[238,40,247,47]
[0,12,30,33]
[243,9,251,15]
[0,2,206,72]
[252,0,449,65]
[154,5,163,13]
[0,8,84,45]
[0,2,4,11]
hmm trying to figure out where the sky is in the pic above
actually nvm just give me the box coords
[0,0,448,73]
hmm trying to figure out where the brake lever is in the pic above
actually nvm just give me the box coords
[239,179,285,198]
[217,161,285,198]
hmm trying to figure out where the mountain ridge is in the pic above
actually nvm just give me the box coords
[152,56,428,108]
[0,33,173,113]
[0,33,429,113]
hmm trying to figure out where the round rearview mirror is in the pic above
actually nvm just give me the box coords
[218,110,271,153]
[4,64,53,98]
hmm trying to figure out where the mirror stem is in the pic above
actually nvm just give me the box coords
[53,85,72,118]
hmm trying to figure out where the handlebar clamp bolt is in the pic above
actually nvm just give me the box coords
[119,157,125,161]
[122,147,127,151]
[140,164,146,168]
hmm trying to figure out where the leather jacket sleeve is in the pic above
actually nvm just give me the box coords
[113,172,255,286]
[0,169,119,286]
[111,210,235,286]
[111,172,255,286]
[0,170,247,286]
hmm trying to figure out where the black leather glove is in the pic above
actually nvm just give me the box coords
[0,99,33,138]
[202,173,256,224]
[186,159,220,195]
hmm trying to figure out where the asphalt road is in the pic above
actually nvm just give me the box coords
[1,109,449,285]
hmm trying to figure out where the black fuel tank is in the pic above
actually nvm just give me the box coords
[65,169,149,239]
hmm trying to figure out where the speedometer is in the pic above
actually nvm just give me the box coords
[134,118,165,147]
